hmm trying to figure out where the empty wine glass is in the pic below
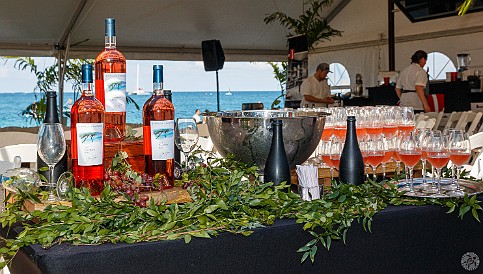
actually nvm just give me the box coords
[175,118,199,170]
[37,123,66,202]
[329,136,344,172]
[448,130,471,196]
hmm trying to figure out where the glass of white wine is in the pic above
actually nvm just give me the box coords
[175,118,199,171]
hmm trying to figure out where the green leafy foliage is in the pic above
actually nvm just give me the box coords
[268,62,287,109]
[0,156,481,269]
[264,0,342,49]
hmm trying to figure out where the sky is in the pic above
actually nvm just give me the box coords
[0,57,282,93]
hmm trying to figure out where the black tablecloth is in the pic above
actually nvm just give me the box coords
[4,202,483,274]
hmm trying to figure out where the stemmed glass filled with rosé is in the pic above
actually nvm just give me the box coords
[414,128,432,189]
[365,135,386,181]
[398,107,415,135]
[380,137,393,179]
[382,106,399,139]
[426,130,450,197]
[321,108,334,141]
[365,106,383,137]
[397,131,421,193]
[332,107,347,140]
[447,130,471,196]
[320,139,335,180]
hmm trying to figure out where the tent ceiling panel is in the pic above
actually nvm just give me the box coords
[0,0,315,61]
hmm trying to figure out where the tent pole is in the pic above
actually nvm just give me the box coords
[57,33,71,126]
[388,0,395,71]
[57,50,64,125]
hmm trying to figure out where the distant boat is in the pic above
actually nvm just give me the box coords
[225,89,232,96]
[129,88,150,95]
[128,64,150,95]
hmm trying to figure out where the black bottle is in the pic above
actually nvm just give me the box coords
[164,89,182,179]
[37,91,68,186]
[339,116,364,186]
[264,119,291,190]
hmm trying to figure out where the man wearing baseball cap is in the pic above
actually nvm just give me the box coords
[300,63,335,108]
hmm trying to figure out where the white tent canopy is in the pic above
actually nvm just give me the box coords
[1,0,482,86]
[0,0,311,61]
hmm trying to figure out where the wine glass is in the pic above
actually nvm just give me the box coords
[398,107,415,134]
[320,139,334,180]
[37,123,66,202]
[380,137,394,179]
[175,118,199,170]
[382,106,398,139]
[426,130,450,197]
[397,131,421,193]
[329,136,344,172]
[448,130,471,196]
[366,136,385,181]
[443,128,459,190]
[414,128,432,189]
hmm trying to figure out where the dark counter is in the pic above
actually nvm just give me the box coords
[3,201,483,274]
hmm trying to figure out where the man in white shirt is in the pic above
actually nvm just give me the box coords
[395,50,431,112]
[300,63,335,108]
[192,109,202,124]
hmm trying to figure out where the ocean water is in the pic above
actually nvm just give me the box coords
[0,91,281,128]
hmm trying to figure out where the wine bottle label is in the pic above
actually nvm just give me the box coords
[103,73,126,113]
[76,123,104,166]
[150,120,175,160]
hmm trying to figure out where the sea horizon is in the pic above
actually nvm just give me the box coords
[0,90,282,128]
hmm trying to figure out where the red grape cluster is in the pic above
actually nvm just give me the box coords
[104,169,160,207]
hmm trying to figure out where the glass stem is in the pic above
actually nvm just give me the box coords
[421,160,426,184]
[48,165,56,201]
[382,163,386,179]
[437,168,443,194]
[431,166,436,189]
[409,167,415,193]
[396,161,400,178]
[330,167,334,181]
[456,166,462,191]
[451,164,456,186]
[184,152,190,170]
[372,166,377,181]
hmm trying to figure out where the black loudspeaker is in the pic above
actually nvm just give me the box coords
[202,40,225,71]
[288,35,308,53]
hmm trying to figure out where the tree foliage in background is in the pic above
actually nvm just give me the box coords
[10,57,139,125]
[268,62,287,109]
[11,57,90,125]
[264,0,342,49]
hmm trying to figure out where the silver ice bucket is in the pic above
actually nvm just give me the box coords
[205,110,327,172]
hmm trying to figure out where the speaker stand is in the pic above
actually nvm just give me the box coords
[216,70,220,112]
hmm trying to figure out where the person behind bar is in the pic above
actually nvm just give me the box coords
[300,63,335,108]
[395,50,431,113]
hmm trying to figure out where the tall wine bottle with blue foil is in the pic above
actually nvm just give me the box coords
[37,91,67,186]
[264,119,291,190]
[339,116,364,185]
[95,18,127,141]
[143,65,175,189]
[71,64,106,196]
